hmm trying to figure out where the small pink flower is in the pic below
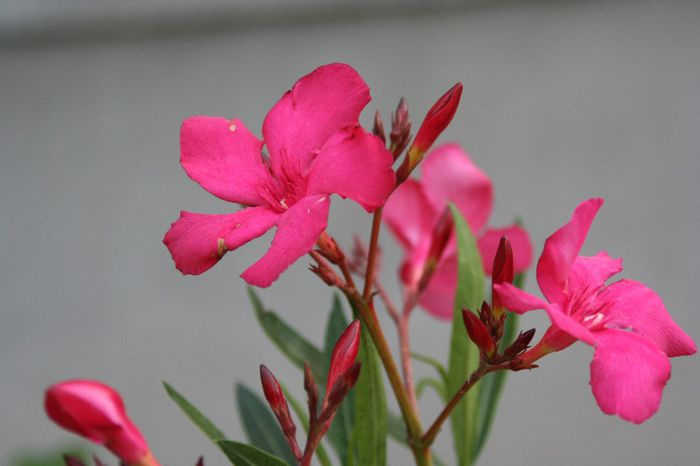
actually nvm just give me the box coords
[384,143,532,319]
[495,198,696,423]
[45,380,159,466]
[164,63,395,287]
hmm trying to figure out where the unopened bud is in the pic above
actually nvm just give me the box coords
[390,98,412,159]
[492,236,514,318]
[327,362,362,408]
[326,321,361,403]
[195,458,204,466]
[503,328,536,360]
[462,309,496,359]
[303,363,319,422]
[45,380,158,466]
[397,83,462,182]
[309,263,341,287]
[373,110,386,144]
[259,365,301,460]
[316,232,344,264]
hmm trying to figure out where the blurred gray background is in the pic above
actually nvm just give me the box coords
[1,0,699,464]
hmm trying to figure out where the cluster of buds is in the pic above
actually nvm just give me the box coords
[462,237,536,368]
[44,380,162,466]
[396,83,463,183]
[260,321,362,466]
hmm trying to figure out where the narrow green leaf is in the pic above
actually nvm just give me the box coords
[323,295,355,464]
[473,273,526,461]
[235,384,297,466]
[281,385,333,466]
[247,287,325,379]
[163,381,226,442]
[415,376,447,400]
[386,411,408,444]
[347,322,387,466]
[411,352,449,386]
[446,205,485,466]
[217,440,288,466]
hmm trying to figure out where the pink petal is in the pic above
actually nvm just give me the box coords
[493,283,549,315]
[241,195,331,287]
[180,116,269,205]
[590,328,671,424]
[494,283,598,345]
[420,143,493,232]
[477,225,533,275]
[600,279,697,357]
[568,251,623,292]
[163,207,278,275]
[262,63,371,175]
[306,126,395,212]
[537,198,604,304]
[419,254,458,320]
[383,179,437,249]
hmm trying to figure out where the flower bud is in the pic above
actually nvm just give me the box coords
[462,309,496,359]
[390,98,412,159]
[259,365,301,460]
[503,328,536,360]
[325,320,361,404]
[45,380,158,466]
[491,236,514,318]
[373,110,386,144]
[316,232,344,264]
[397,83,462,182]
[303,363,319,422]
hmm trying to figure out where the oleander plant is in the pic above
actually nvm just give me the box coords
[43,63,696,466]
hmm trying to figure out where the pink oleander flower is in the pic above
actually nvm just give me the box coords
[45,380,160,466]
[164,63,395,287]
[495,198,696,423]
[384,143,532,319]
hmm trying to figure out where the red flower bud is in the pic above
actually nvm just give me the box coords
[390,98,412,159]
[397,83,462,182]
[462,309,496,358]
[45,380,159,466]
[491,236,514,316]
[316,232,344,264]
[259,365,301,460]
[373,110,387,144]
[260,364,286,414]
[326,320,361,403]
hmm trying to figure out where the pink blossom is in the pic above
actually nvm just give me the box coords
[45,380,159,466]
[164,64,395,287]
[383,143,532,319]
[495,198,696,423]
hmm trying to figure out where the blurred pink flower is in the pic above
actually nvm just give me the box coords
[384,143,532,319]
[496,198,696,423]
[164,63,395,287]
[45,380,159,466]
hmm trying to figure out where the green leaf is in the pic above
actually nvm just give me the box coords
[411,352,449,387]
[217,441,288,466]
[322,296,355,464]
[235,384,297,466]
[386,411,408,444]
[248,287,325,380]
[281,384,333,466]
[446,205,485,466]
[473,273,526,462]
[415,376,447,400]
[163,381,226,443]
[347,320,387,466]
